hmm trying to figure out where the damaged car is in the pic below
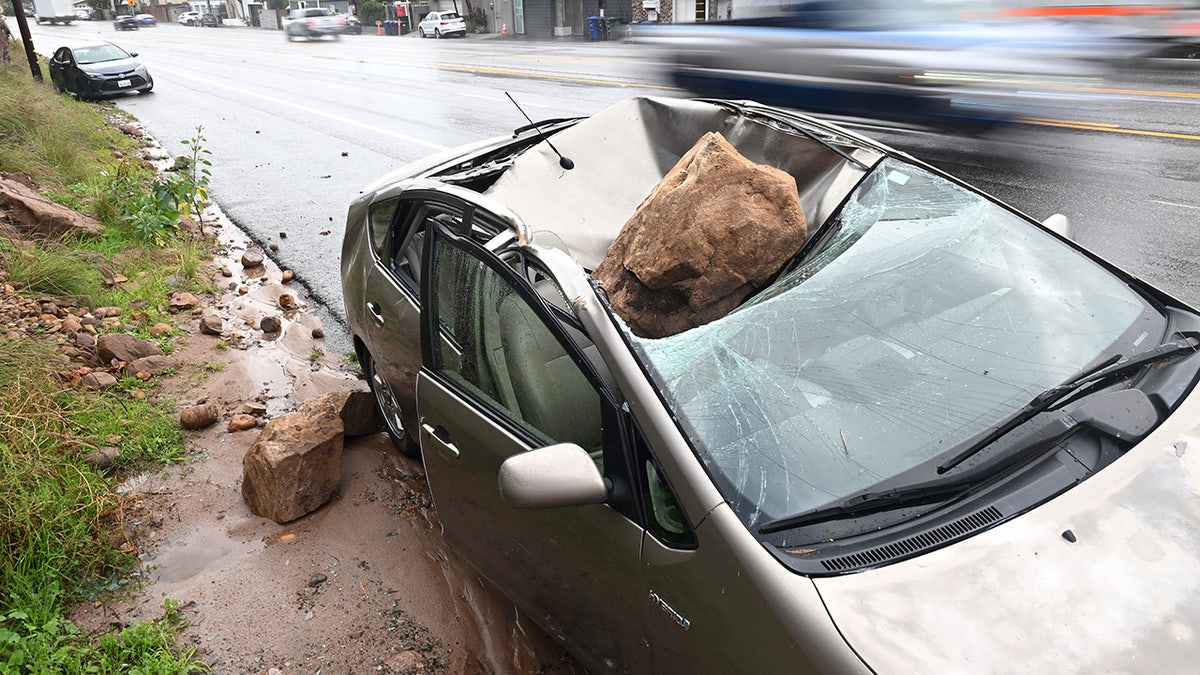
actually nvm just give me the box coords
[341,96,1200,673]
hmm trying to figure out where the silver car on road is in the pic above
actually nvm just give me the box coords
[341,96,1200,673]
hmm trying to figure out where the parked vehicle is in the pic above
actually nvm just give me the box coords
[284,7,346,40]
[49,40,153,99]
[342,95,1200,673]
[199,12,220,27]
[632,0,1125,132]
[72,7,92,20]
[339,14,362,35]
[31,0,76,24]
[178,10,201,25]
[113,15,139,30]
[134,13,156,26]
[417,10,465,38]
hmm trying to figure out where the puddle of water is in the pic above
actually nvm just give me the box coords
[152,529,261,583]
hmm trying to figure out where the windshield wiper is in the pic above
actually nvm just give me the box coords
[758,479,975,534]
[935,332,1198,475]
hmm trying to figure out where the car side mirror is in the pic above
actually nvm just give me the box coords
[1041,213,1072,240]
[498,443,608,509]
[130,52,138,57]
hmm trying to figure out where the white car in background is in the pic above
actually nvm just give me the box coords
[177,10,201,25]
[417,10,466,38]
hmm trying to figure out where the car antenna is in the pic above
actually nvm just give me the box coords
[505,92,574,170]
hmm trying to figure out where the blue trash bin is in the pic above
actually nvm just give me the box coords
[586,16,601,41]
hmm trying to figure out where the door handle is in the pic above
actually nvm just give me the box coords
[421,422,460,460]
[366,301,384,324]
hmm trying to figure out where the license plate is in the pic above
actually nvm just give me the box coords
[117,79,131,88]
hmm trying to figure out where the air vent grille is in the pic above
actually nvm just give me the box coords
[821,506,1003,572]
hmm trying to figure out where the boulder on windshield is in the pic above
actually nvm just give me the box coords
[592,132,807,339]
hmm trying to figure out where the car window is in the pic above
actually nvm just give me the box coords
[72,45,129,65]
[388,202,463,292]
[367,198,397,258]
[428,236,603,455]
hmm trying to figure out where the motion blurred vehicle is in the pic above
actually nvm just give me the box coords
[113,15,139,30]
[633,0,1122,132]
[72,7,92,20]
[342,95,1200,673]
[284,7,346,39]
[199,12,220,27]
[49,40,153,99]
[134,13,156,26]
[417,10,466,38]
[178,10,201,25]
[31,0,75,24]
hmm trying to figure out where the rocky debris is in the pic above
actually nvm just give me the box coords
[308,573,327,587]
[297,391,379,437]
[281,270,294,283]
[97,333,163,365]
[277,293,297,310]
[311,326,324,339]
[81,371,118,391]
[242,401,269,417]
[168,291,199,312]
[241,249,265,269]
[0,175,103,239]
[149,323,173,338]
[181,403,220,430]
[117,123,143,137]
[269,242,278,252]
[127,355,172,376]
[199,313,223,335]
[592,131,808,339]
[228,413,258,432]
[241,406,345,523]
[259,315,282,334]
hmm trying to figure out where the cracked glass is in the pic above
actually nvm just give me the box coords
[628,158,1159,529]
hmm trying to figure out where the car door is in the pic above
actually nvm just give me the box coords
[415,215,656,672]
[49,48,72,90]
[359,193,466,447]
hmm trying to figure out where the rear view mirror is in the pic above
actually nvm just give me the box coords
[1041,213,1072,240]
[499,443,608,509]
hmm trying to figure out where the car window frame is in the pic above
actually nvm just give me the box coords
[419,214,643,522]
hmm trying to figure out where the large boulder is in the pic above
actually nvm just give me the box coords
[0,174,102,239]
[96,333,164,365]
[592,132,807,339]
[297,390,379,437]
[241,407,344,523]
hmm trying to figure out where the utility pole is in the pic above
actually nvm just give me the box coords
[9,0,43,82]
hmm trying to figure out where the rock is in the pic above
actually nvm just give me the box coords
[165,274,187,288]
[117,123,142,137]
[277,294,297,310]
[180,403,219,430]
[81,371,118,391]
[127,355,172,376]
[220,266,232,278]
[268,242,278,252]
[592,131,807,339]
[168,291,199,312]
[241,407,345,523]
[199,314,223,335]
[242,401,268,417]
[308,573,327,587]
[298,391,379,437]
[149,323,173,338]
[446,648,488,675]
[83,446,121,470]
[40,301,60,316]
[61,315,82,332]
[281,270,294,283]
[0,175,102,239]
[311,326,324,339]
[95,306,121,318]
[259,315,282,333]
[75,332,96,349]
[241,249,265,269]
[97,333,163,364]
[387,651,428,673]
[279,231,287,239]
[228,414,259,432]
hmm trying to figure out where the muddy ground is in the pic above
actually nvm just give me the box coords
[68,209,583,674]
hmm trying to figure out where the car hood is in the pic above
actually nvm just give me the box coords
[814,384,1200,672]
[80,58,142,75]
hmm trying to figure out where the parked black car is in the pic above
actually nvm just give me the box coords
[200,13,220,27]
[342,15,362,35]
[113,15,140,30]
[48,41,154,100]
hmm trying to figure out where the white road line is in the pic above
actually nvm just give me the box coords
[152,65,450,151]
[1151,200,1200,211]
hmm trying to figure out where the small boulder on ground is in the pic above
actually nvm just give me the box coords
[167,291,199,312]
[592,131,808,339]
[241,249,265,269]
[228,413,258,432]
[127,355,173,376]
[297,390,379,437]
[0,175,103,239]
[97,333,163,365]
[199,313,223,335]
[241,407,345,523]
[181,403,219,430]
[81,371,118,391]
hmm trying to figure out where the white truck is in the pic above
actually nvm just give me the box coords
[32,0,77,24]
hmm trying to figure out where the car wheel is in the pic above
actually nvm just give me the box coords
[362,350,418,457]
[418,27,426,37]
[434,28,442,38]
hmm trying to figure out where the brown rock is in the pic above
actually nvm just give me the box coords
[81,371,118,391]
[149,323,173,338]
[268,242,279,252]
[311,326,324,339]
[259,315,282,333]
[592,132,807,338]
[242,401,269,417]
[228,414,259,432]
[199,314,223,335]
[180,403,219,430]
[241,249,265,269]
[75,332,96,349]
[241,408,345,523]
[297,390,379,437]
[83,446,121,471]
[97,333,163,364]
[61,315,82,332]
[281,270,294,283]
[0,176,103,239]
[117,123,142,137]
[95,306,121,318]
[127,355,172,376]
[277,293,297,310]
[220,265,233,278]
[168,291,199,312]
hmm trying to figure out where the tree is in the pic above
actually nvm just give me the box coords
[359,0,384,25]
[266,0,287,10]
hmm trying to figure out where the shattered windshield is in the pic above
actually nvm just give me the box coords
[73,44,130,65]
[629,158,1160,530]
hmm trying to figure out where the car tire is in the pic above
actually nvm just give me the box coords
[418,27,426,37]
[362,350,419,457]
[434,28,442,39]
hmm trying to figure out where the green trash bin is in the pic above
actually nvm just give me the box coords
[603,16,620,40]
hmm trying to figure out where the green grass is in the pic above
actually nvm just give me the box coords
[0,59,210,674]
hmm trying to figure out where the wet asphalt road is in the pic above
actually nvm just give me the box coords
[24,21,1200,350]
